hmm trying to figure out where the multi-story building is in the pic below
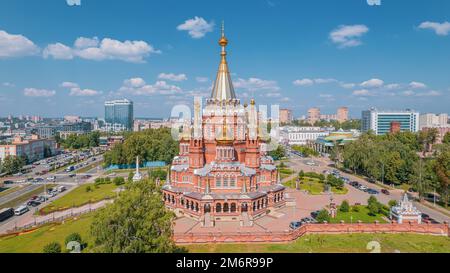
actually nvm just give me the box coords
[419,113,449,130]
[104,99,134,131]
[361,108,419,135]
[64,116,82,123]
[279,109,293,124]
[307,107,321,124]
[0,135,56,163]
[337,107,349,123]
[162,29,285,226]
[280,126,330,146]
[34,122,92,139]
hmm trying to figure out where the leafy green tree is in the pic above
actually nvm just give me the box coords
[149,168,167,181]
[340,200,350,212]
[43,242,62,253]
[65,233,83,251]
[128,171,134,182]
[268,145,286,160]
[316,209,330,223]
[434,147,450,207]
[388,200,398,208]
[90,179,182,253]
[113,176,125,186]
[443,132,450,145]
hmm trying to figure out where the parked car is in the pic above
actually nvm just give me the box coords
[310,210,321,219]
[290,221,303,229]
[381,189,390,195]
[27,200,41,207]
[350,181,360,187]
[57,186,66,193]
[367,189,379,195]
[358,185,368,191]
[14,205,29,216]
[301,217,317,224]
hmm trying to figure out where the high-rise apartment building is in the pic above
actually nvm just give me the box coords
[307,107,321,124]
[337,107,349,123]
[104,99,134,131]
[279,109,293,124]
[419,113,449,129]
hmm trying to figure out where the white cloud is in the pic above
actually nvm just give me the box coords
[340,82,356,89]
[409,81,427,89]
[66,0,81,6]
[416,90,441,97]
[352,89,373,96]
[265,92,281,98]
[279,97,290,102]
[293,78,337,86]
[0,30,40,58]
[43,37,160,63]
[24,88,55,97]
[60,82,101,96]
[402,90,415,96]
[158,73,188,82]
[2,82,15,87]
[119,78,182,96]
[360,78,384,88]
[385,83,401,90]
[329,24,369,48]
[74,37,99,49]
[234,78,280,91]
[196,77,209,83]
[43,43,74,60]
[177,17,215,39]
[293,78,314,86]
[418,21,450,36]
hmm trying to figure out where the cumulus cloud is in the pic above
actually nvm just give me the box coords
[352,89,373,96]
[234,78,280,92]
[43,37,161,63]
[409,81,427,89]
[24,88,55,97]
[418,21,450,36]
[0,30,40,58]
[158,73,188,82]
[2,82,15,87]
[177,17,215,39]
[293,78,337,86]
[329,25,369,48]
[60,82,101,96]
[360,78,384,88]
[119,77,182,96]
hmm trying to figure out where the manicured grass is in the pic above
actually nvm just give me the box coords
[330,206,387,224]
[39,183,119,214]
[186,233,450,253]
[0,214,94,253]
[0,184,57,210]
[283,178,348,195]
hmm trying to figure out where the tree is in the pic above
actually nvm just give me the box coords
[43,242,62,253]
[268,145,286,160]
[340,200,350,212]
[388,200,398,208]
[315,209,330,223]
[90,179,182,253]
[128,171,134,182]
[367,196,382,216]
[65,233,84,251]
[434,148,450,208]
[443,132,450,145]
[113,176,125,186]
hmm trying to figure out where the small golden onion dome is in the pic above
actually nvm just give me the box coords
[219,36,228,47]
[250,98,255,105]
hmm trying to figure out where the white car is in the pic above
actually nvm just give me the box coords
[14,205,29,216]
[359,185,368,191]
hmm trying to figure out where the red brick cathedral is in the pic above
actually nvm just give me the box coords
[162,26,285,226]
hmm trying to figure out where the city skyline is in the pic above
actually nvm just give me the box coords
[1,0,450,118]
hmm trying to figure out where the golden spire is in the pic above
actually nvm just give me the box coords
[210,21,236,102]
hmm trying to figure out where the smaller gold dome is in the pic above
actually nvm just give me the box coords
[250,99,255,105]
[219,36,228,47]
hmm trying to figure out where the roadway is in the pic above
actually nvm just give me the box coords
[287,152,450,224]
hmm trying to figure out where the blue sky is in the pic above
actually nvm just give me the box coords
[0,0,449,119]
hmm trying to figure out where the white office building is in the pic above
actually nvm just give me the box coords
[361,108,419,135]
[280,126,331,146]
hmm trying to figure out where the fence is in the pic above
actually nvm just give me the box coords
[174,221,450,244]
[105,161,166,171]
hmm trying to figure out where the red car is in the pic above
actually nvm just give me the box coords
[381,189,390,195]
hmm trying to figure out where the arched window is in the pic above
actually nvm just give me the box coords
[230,203,236,213]
[223,203,229,213]
[216,203,222,213]
[230,177,236,187]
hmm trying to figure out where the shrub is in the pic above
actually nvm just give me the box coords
[86,186,92,192]
[388,200,398,208]
[340,200,350,212]
[43,242,61,253]
[351,205,360,212]
[316,209,330,223]
[65,233,82,247]
[128,172,134,182]
[113,177,125,186]
[104,177,111,184]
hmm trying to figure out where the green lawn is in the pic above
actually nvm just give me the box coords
[0,214,94,253]
[39,183,119,214]
[330,206,387,223]
[186,233,450,253]
[283,177,348,195]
